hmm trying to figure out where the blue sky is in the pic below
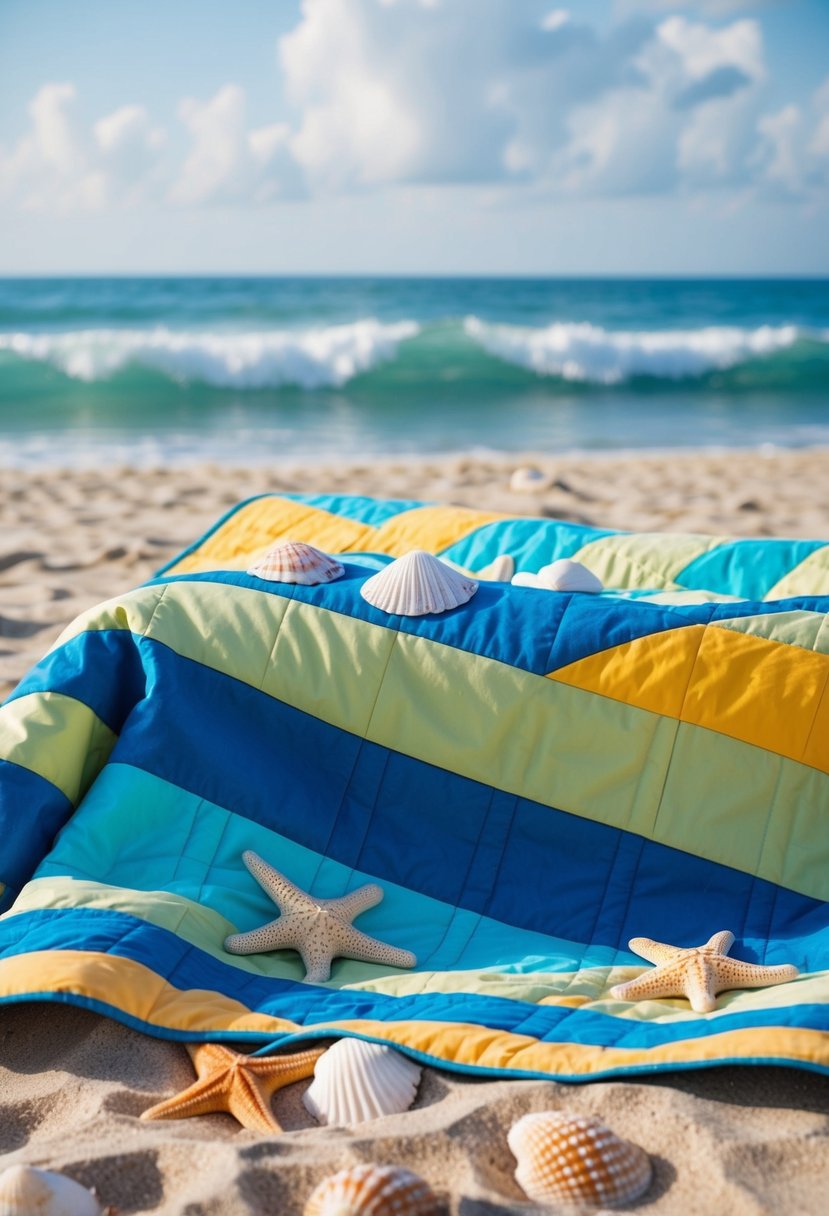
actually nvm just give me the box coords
[1,0,827,274]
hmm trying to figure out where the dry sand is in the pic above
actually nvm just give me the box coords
[1,448,828,1214]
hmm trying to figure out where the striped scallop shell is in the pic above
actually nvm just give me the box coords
[304,1164,438,1216]
[361,550,477,616]
[508,1111,652,1208]
[247,540,344,585]
[0,1165,104,1216]
[512,558,603,594]
[303,1038,422,1126]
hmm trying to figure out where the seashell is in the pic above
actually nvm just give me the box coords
[509,465,552,494]
[0,1164,104,1216]
[360,550,477,616]
[304,1163,438,1216]
[508,1111,652,1208]
[247,540,344,585]
[512,558,603,594]
[303,1038,422,1126]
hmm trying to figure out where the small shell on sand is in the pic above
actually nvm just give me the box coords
[0,1164,104,1216]
[304,1163,439,1216]
[509,466,552,493]
[303,1038,422,1127]
[361,550,477,616]
[508,1110,652,1208]
[247,540,344,585]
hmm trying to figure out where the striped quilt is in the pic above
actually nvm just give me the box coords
[0,492,827,1080]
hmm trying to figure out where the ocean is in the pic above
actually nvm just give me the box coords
[0,276,827,467]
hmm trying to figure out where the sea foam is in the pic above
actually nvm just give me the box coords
[0,319,419,388]
[464,317,805,383]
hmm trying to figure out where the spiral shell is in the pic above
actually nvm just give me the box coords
[247,540,344,585]
[0,1165,104,1216]
[360,550,477,616]
[303,1038,422,1126]
[304,1164,438,1216]
[508,1111,652,1208]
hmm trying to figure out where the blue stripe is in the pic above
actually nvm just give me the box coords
[441,517,614,572]
[2,909,826,1051]
[18,632,826,968]
[0,760,73,907]
[676,539,828,600]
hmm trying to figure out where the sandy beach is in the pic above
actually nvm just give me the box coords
[2,447,829,1215]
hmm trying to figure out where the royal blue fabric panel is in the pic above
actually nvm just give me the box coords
[23,637,817,966]
[676,539,828,600]
[4,629,148,731]
[3,909,827,1051]
[0,760,74,906]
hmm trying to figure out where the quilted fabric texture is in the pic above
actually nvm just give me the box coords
[0,492,827,1080]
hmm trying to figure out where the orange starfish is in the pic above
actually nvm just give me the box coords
[610,930,798,1013]
[140,1042,325,1133]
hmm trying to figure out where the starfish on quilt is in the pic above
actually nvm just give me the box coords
[609,930,798,1013]
[224,849,417,984]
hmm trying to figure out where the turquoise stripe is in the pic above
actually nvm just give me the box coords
[442,518,614,572]
[35,763,638,976]
[279,492,426,527]
[677,539,827,600]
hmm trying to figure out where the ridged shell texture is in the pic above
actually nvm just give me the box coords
[303,1038,422,1126]
[360,549,477,616]
[304,1163,438,1216]
[0,1164,103,1216]
[508,1111,652,1208]
[247,540,344,585]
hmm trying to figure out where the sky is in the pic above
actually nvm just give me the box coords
[0,0,828,275]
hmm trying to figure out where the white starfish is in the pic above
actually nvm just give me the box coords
[224,851,417,984]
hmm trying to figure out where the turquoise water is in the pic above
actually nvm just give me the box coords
[0,277,827,465]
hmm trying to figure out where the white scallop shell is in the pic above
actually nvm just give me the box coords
[303,1038,422,1126]
[0,1165,103,1216]
[476,554,515,582]
[247,540,344,585]
[512,558,603,594]
[304,1163,438,1216]
[509,466,552,493]
[360,550,478,616]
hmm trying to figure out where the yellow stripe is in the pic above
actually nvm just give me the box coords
[0,692,117,803]
[356,505,505,557]
[0,951,825,1075]
[550,624,829,777]
[169,497,375,575]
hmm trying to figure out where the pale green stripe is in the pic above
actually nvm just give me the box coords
[348,966,826,1023]
[766,547,829,599]
[45,579,829,900]
[714,611,829,656]
[0,692,117,803]
[573,532,724,591]
[50,584,167,651]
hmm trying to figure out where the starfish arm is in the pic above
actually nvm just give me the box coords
[336,923,417,971]
[628,937,684,965]
[140,1072,235,1122]
[684,959,718,1013]
[224,916,294,956]
[705,930,735,956]
[249,1046,326,1085]
[327,883,384,921]
[713,958,799,992]
[610,971,675,1003]
[228,1073,283,1134]
[242,850,312,914]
